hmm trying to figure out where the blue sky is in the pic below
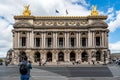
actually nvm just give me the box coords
[0,0,120,57]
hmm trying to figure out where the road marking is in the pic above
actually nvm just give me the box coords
[31,76,67,78]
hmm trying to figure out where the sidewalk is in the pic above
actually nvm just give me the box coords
[30,64,120,80]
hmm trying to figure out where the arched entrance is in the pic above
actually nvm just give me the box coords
[19,51,27,62]
[81,52,88,62]
[47,52,52,62]
[70,52,76,61]
[58,52,64,61]
[96,51,101,61]
[34,52,40,62]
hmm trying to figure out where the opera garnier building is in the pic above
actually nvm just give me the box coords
[12,5,110,65]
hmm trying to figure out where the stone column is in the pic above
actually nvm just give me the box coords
[88,51,92,64]
[76,51,79,61]
[43,33,46,48]
[41,50,46,61]
[53,32,56,48]
[78,33,81,47]
[92,32,95,47]
[65,32,67,48]
[14,32,17,48]
[102,32,104,47]
[55,33,58,48]
[18,32,20,48]
[67,33,69,48]
[106,32,108,48]
[76,33,79,48]
[88,31,92,47]
[27,32,29,48]
[30,31,34,48]
[41,33,44,48]
[52,51,57,62]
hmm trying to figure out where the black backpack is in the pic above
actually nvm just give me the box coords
[20,64,27,75]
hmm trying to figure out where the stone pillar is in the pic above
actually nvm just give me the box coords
[102,32,104,47]
[76,51,79,61]
[76,33,79,48]
[101,51,104,62]
[92,32,95,47]
[55,33,57,48]
[64,50,69,62]
[67,33,69,48]
[41,33,44,48]
[41,50,46,61]
[14,32,17,48]
[106,32,108,48]
[88,31,92,47]
[18,32,20,48]
[78,33,81,47]
[52,52,57,62]
[29,31,33,48]
[27,32,30,48]
[43,33,46,48]
[29,51,34,63]
[65,32,67,48]
[53,32,56,48]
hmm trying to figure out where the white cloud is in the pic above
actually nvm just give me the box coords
[0,52,6,58]
[108,10,120,32]
[0,0,91,57]
[0,0,119,57]
[107,7,114,14]
[109,41,120,53]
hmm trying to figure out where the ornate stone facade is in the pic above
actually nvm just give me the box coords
[12,15,110,65]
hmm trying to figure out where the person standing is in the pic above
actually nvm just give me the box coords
[27,61,32,78]
[19,60,29,80]
[19,60,32,80]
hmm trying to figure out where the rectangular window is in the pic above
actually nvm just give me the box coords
[96,37,100,46]
[70,38,75,47]
[59,38,63,47]
[48,38,52,47]
[36,38,40,47]
[22,37,26,47]
[82,38,86,47]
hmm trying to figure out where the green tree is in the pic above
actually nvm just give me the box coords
[0,58,3,62]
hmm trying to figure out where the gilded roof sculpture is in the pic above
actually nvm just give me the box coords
[22,5,31,16]
[91,6,99,16]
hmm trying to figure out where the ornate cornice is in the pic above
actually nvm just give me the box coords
[14,15,107,20]
[14,16,34,19]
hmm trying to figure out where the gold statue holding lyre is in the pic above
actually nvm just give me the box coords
[91,5,99,16]
[22,5,31,16]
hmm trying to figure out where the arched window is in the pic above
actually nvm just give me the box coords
[19,51,27,62]
[70,52,76,61]
[58,52,64,61]
[34,52,40,62]
[81,51,88,62]
[47,52,52,62]
[96,51,101,61]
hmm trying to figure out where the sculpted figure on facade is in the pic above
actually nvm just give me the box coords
[91,5,99,16]
[23,5,31,16]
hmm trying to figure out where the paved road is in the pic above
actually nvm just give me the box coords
[0,65,19,80]
[0,64,120,80]
[34,66,113,77]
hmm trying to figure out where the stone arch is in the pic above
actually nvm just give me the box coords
[19,51,27,62]
[58,52,64,61]
[96,51,101,61]
[70,51,76,61]
[46,52,52,62]
[34,52,41,62]
[81,51,88,62]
